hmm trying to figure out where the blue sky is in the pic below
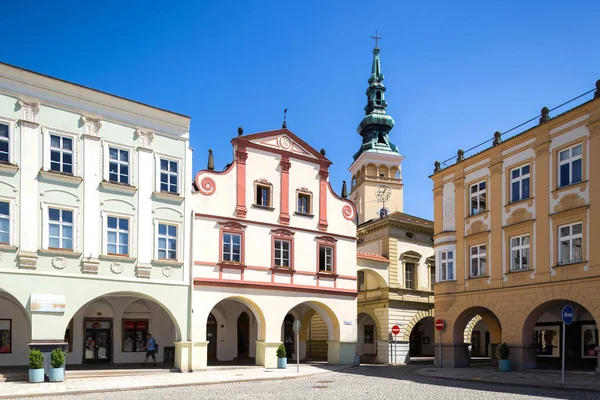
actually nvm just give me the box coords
[2,0,599,220]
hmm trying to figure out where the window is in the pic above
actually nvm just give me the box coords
[0,319,10,354]
[109,147,130,184]
[222,233,241,262]
[157,223,177,260]
[558,222,583,265]
[379,208,389,218]
[274,239,290,267]
[107,216,129,256]
[440,250,454,281]
[123,320,148,352]
[405,263,415,289]
[160,158,179,194]
[469,244,486,278]
[256,185,271,207]
[0,123,9,163]
[49,208,73,250]
[469,181,486,215]
[510,165,530,203]
[49,134,73,174]
[357,270,365,291]
[319,245,334,272]
[582,324,598,358]
[534,326,560,357]
[297,194,310,213]
[510,235,530,272]
[430,265,436,289]
[0,201,9,244]
[558,144,582,188]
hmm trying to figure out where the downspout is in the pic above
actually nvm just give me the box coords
[187,208,194,365]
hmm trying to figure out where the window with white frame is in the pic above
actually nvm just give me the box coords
[107,216,129,256]
[157,223,177,260]
[510,234,530,272]
[222,233,241,262]
[558,222,583,265]
[405,263,415,289]
[440,250,454,281]
[469,244,487,278]
[274,239,290,267]
[469,181,486,215]
[0,123,9,163]
[48,208,73,250]
[49,134,74,174]
[160,158,179,194]
[0,201,9,244]
[357,270,365,291]
[510,165,531,203]
[108,147,130,184]
[558,144,582,188]
[430,265,436,289]
[319,245,334,272]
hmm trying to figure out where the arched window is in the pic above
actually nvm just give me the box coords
[379,208,389,219]
[395,170,401,179]
[352,177,357,187]
[376,91,382,100]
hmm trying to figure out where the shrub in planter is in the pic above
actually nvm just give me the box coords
[276,343,287,369]
[496,342,510,371]
[49,348,66,382]
[28,349,45,383]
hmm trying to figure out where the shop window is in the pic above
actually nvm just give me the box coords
[123,320,148,352]
[582,324,598,358]
[534,325,560,357]
[0,319,10,353]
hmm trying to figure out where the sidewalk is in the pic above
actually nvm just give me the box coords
[416,365,600,392]
[0,364,351,399]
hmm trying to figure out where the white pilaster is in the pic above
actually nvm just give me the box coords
[82,133,101,259]
[137,147,154,265]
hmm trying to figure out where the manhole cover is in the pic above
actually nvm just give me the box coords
[311,386,328,389]
[317,381,334,383]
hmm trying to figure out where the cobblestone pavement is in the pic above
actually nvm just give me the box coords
[25,365,595,400]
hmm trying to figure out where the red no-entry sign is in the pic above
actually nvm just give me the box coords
[435,319,445,331]
[391,325,400,335]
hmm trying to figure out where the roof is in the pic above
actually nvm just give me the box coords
[0,62,191,119]
[358,211,434,232]
[357,251,389,262]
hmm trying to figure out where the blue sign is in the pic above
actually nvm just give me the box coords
[562,305,574,325]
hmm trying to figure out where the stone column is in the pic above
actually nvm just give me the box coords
[435,342,470,367]
[510,344,538,370]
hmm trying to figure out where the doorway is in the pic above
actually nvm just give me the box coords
[283,314,295,360]
[237,312,250,359]
[84,320,111,363]
[207,313,217,360]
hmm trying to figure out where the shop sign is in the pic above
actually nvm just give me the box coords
[30,294,66,313]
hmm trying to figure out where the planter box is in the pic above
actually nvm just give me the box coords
[29,368,44,383]
[277,357,287,369]
[49,367,65,382]
[498,359,511,371]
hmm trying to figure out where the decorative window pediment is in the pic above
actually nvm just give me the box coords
[400,250,422,262]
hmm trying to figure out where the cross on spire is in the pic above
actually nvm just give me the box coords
[370,30,382,49]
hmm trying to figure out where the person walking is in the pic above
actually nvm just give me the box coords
[144,333,157,366]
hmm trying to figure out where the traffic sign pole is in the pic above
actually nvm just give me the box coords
[435,319,445,368]
[391,325,401,365]
[439,332,442,368]
[562,322,565,385]
[293,320,301,373]
[561,305,573,385]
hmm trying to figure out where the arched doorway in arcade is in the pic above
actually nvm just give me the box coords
[409,317,434,358]
[453,307,502,367]
[0,289,30,366]
[522,300,599,371]
[282,314,295,360]
[357,313,380,363]
[205,297,264,365]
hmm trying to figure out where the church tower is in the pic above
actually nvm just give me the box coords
[349,41,404,224]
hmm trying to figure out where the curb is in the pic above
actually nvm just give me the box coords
[413,368,600,394]
[2,365,356,399]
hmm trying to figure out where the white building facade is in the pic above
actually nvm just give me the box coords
[190,128,358,369]
[0,63,193,370]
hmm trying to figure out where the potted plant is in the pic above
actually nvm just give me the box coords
[28,349,44,383]
[49,348,66,382]
[276,343,287,369]
[497,342,510,371]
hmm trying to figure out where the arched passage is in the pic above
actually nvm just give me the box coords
[0,288,31,366]
[521,300,599,371]
[203,296,266,365]
[451,306,502,367]
[65,291,181,365]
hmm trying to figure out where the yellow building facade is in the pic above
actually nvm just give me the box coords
[430,81,600,371]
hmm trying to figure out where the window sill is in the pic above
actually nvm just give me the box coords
[153,191,184,203]
[252,204,275,211]
[508,268,531,274]
[218,262,246,270]
[505,197,534,210]
[0,162,19,175]
[151,259,184,267]
[466,210,488,221]
[38,248,82,258]
[0,244,18,252]
[468,275,488,280]
[294,211,314,218]
[271,266,294,274]
[554,260,587,268]
[100,254,137,262]
[317,271,338,278]
[100,180,137,195]
[39,170,83,186]
[553,180,588,198]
